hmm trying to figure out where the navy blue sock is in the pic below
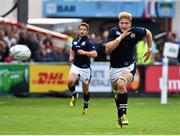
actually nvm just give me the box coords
[83,93,90,108]
[114,96,121,118]
[117,93,128,117]
[69,85,77,97]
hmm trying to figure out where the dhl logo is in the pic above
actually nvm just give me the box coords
[32,72,67,84]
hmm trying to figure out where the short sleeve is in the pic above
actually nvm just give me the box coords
[106,27,117,43]
[135,27,147,39]
[88,40,96,51]
[71,40,75,50]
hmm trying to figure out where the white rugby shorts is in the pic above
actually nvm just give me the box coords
[69,64,91,84]
[109,63,136,83]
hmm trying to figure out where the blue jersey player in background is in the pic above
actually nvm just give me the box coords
[67,22,97,115]
[105,12,153,128]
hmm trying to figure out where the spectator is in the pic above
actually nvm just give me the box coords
[48,44,67,62]
[167,32,177,43]
[42,34,53,53]
[33,45,50,62]
[0,41,9,62]
[28,33,39,61]
[0,30,8,47]
[64,26,75,54]
[94,30,109,61]
[136,39,159,65]
[18,29,30,46]
[166,32,180,64]
[4,30,17,48]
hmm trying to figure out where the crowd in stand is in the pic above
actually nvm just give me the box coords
[0,22,69,63]
[0,22,179,64]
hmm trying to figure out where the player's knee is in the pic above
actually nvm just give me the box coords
[117,82,126,93]
[67,79,75,87]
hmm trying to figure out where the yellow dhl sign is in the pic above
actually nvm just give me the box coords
[29,65,70,93]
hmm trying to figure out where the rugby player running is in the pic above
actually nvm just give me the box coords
[105,12,152,128]
[67,22,97,114]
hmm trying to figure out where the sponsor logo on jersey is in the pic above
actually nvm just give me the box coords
[76,45,80,48]
[116,31,121,36]
[130,33,136,38]
[81,41,86,46]
[73,41,78,45]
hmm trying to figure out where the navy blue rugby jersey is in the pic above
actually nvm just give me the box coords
[106,27,147,68]
[72,36,96,68]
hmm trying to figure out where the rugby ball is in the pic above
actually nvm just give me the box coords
[9,45,31,61]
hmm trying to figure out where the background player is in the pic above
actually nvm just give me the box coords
[67,22,97,114]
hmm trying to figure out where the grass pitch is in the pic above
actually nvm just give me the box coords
[0,96,180,135]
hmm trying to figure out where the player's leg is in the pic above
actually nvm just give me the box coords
[82,82,90,115]
[116,71,133,126]
[79,67,91,114]
[112,84,122,127]
[67,72,79,107]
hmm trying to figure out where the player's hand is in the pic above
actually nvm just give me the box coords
[143,50,152,62]
[121,29,131,39]
[77,49,86,55]
[117,29,131,42]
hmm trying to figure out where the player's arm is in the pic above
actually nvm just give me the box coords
[143,29,153,62]
[69,49,75,63]
[77,40,97,58]
[77,50,97,58]
[105,37,122,54]
[105,29,131,54]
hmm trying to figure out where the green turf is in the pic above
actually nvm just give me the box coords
[0,96,180,135]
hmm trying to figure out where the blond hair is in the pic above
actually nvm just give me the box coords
[118,12,132,22]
